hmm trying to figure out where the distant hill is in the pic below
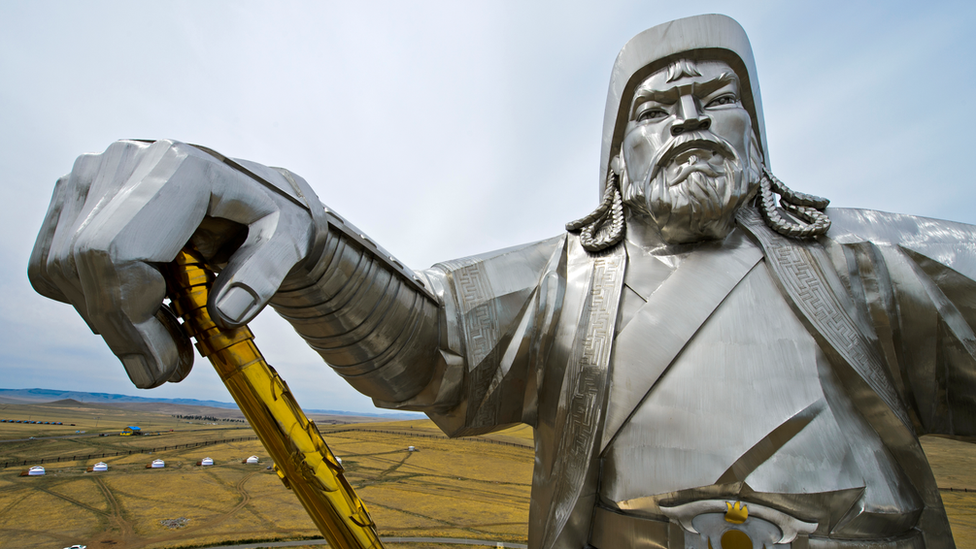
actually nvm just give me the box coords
[45,398,93,407]
[0,388,419,419]
[0,388,241,409]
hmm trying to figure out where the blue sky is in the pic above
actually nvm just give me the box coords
[2,1,974,414]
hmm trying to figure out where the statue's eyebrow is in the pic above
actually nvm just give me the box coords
[631,72,739,118]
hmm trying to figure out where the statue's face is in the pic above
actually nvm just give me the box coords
[620,59,761,243]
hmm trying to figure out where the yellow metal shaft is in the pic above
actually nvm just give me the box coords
[165,248,384,549]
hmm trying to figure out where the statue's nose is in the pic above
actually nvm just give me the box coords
[671,94,710,136]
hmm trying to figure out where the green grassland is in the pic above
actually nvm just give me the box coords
[0,401,973,549]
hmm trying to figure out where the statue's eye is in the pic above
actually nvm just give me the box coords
[706,95,737,108]
[636,108,667,122]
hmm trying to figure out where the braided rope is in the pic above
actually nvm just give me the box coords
[765,167,829,209]
[566,177,614,232]
[757,167,831,238]
[566,173,626,252]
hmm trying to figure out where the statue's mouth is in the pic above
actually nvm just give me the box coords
[649,133,737,184]
[658,137,734,168]
[670,147,720,166]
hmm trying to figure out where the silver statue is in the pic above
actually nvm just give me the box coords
[28,14,975,549]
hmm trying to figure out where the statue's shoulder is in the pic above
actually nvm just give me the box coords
[826,207,976,246]
[431,234,567,280]
[826,207,976,280]
[417,235,567,316]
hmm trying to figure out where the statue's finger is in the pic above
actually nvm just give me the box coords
[208,209,313,328]
[71,145,214,387]
[29,174,73,303]
[30,141,160,321]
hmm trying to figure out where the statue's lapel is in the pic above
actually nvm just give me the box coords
[540,235,625,549]
[736,207,913,431]
[600,232,763,452]
[737,207,959,548]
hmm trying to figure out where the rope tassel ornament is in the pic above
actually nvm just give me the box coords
[566,172,626,252]
[756,167,831,239]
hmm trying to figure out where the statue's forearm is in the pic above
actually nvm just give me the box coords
[269,208,441,403]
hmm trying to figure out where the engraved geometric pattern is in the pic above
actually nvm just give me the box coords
[543,251,624,549]
[434,255,481,274]
[470,348,505,428]
[580,259,620,368]
[452,263,498,368]
[739,208,911,428]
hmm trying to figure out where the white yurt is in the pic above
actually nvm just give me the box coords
[151,459,165,468]
[201,457,214,466]
[245,455,259,464]
[93,462,108,472]
[28,465,45,476]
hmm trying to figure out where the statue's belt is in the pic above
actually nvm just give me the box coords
[589,505,922,549]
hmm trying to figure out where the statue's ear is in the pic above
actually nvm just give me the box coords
[610,151,624,176]
[610,151,629,197]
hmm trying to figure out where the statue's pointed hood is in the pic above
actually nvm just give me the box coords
[599,14,769,196]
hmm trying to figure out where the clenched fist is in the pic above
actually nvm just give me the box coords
[29,139,328,389]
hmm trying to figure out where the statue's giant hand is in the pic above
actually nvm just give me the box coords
[29,139,328,389]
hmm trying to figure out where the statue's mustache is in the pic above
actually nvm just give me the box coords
[646,131,740,185]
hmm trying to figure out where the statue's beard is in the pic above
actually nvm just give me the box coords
[623,134,760,244]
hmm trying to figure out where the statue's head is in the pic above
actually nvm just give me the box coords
[568,14,829,251]
[600,14,768,195]
[617,57,764,243]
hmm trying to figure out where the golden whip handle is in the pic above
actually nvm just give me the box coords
[164,248,384,549]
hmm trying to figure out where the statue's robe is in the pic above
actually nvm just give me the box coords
[375,207,976,549]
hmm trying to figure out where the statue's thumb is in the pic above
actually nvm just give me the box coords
[207,226,306,328]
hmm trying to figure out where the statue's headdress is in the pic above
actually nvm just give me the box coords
[568,14,829,252]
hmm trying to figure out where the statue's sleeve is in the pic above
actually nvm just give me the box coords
[267,208,442,403]
[826,208,976,436]
[404,236,567,437]
[268,206,566,436]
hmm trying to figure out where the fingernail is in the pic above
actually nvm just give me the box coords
[217,285,257,323]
